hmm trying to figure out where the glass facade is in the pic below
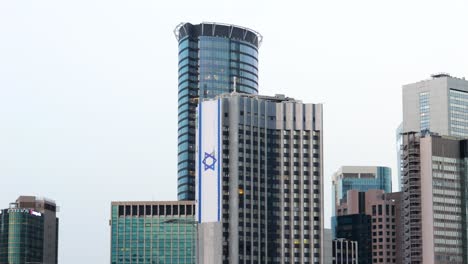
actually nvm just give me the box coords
[0,209,44,264]
[449,89,468,137]
[419,91,430,131]
[333,167,392,214]
[176,22,261,200]
[334,214,372,264]
[110,202,196,264]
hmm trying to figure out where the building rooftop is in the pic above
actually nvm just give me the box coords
[174,22,262,47]
[201,92,302,104]
[111,200,194,206]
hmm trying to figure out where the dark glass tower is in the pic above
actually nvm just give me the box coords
[174,22,262,200]
[0,196,59,264]
[0,208,44,263]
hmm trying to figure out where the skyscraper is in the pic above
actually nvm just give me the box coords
[196,93,323,263]
[332,166,392,215]
[174,22,262,200]
[0,196,59,264]
[401,73,468,137]
[397,73,468,188]
[400,132,468,264]
[110,201,196,264]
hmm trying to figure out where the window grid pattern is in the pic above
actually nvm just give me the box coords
[177,32,259,200]
[110,203,196,264]
[216,96,322,264]
[431,156,464,263]
[0,210,44,264]
[449,89,468,137]
[419,92,430,131]
[333,168,392,214]
[370,203,398,263]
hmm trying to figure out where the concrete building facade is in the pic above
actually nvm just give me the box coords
[402,73,468,137]
[196,93,323,263]
[110,200,196,264]
[397,73,468,188]
[336,190,402,264]
[400,132,468,264]
[323,229,332,264]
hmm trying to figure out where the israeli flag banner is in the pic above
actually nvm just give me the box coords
[196,99,221,223]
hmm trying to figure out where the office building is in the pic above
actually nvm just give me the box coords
[397,73,468,188]
[335,190,402,264]
[332,239,358,264]
[196,93,323,263]
[174,22,262,200]
[332,166,391,215]
[333,214,371,264]
[400,132,468,264]
[401,73,468,137]
[110,201,196,264]
[0,196,59,264]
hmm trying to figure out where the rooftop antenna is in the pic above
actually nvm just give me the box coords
[232,76,238,94]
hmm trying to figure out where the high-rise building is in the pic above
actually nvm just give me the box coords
[196,93,323,263]
[110,201,196,264]
[401,73,468,137]
[174,22,262,200]
[397,73,468,188]
[0,196,59,264]
[332,239,358,264]
[332,166,392,215]
[335,190,402,264]
[400,132,468,264]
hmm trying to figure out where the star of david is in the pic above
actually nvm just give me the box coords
[202,151,217,171]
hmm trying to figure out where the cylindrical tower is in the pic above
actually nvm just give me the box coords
[175,22,262,200]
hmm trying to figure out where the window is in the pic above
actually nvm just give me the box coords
[419,91,430,130]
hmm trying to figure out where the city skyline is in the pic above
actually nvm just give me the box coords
[1,0,468,263]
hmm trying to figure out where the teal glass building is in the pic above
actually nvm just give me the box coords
[0,208,44,263]
[0,196,58,264]
[332,166,392,216]
[174,22,262,200]
[110,201,196,264]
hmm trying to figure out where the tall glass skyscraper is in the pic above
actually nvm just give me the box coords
[174,22,262,200]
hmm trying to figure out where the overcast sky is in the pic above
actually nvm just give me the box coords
[1,0,468,263]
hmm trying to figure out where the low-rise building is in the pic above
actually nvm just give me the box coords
[110,201,196,264]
